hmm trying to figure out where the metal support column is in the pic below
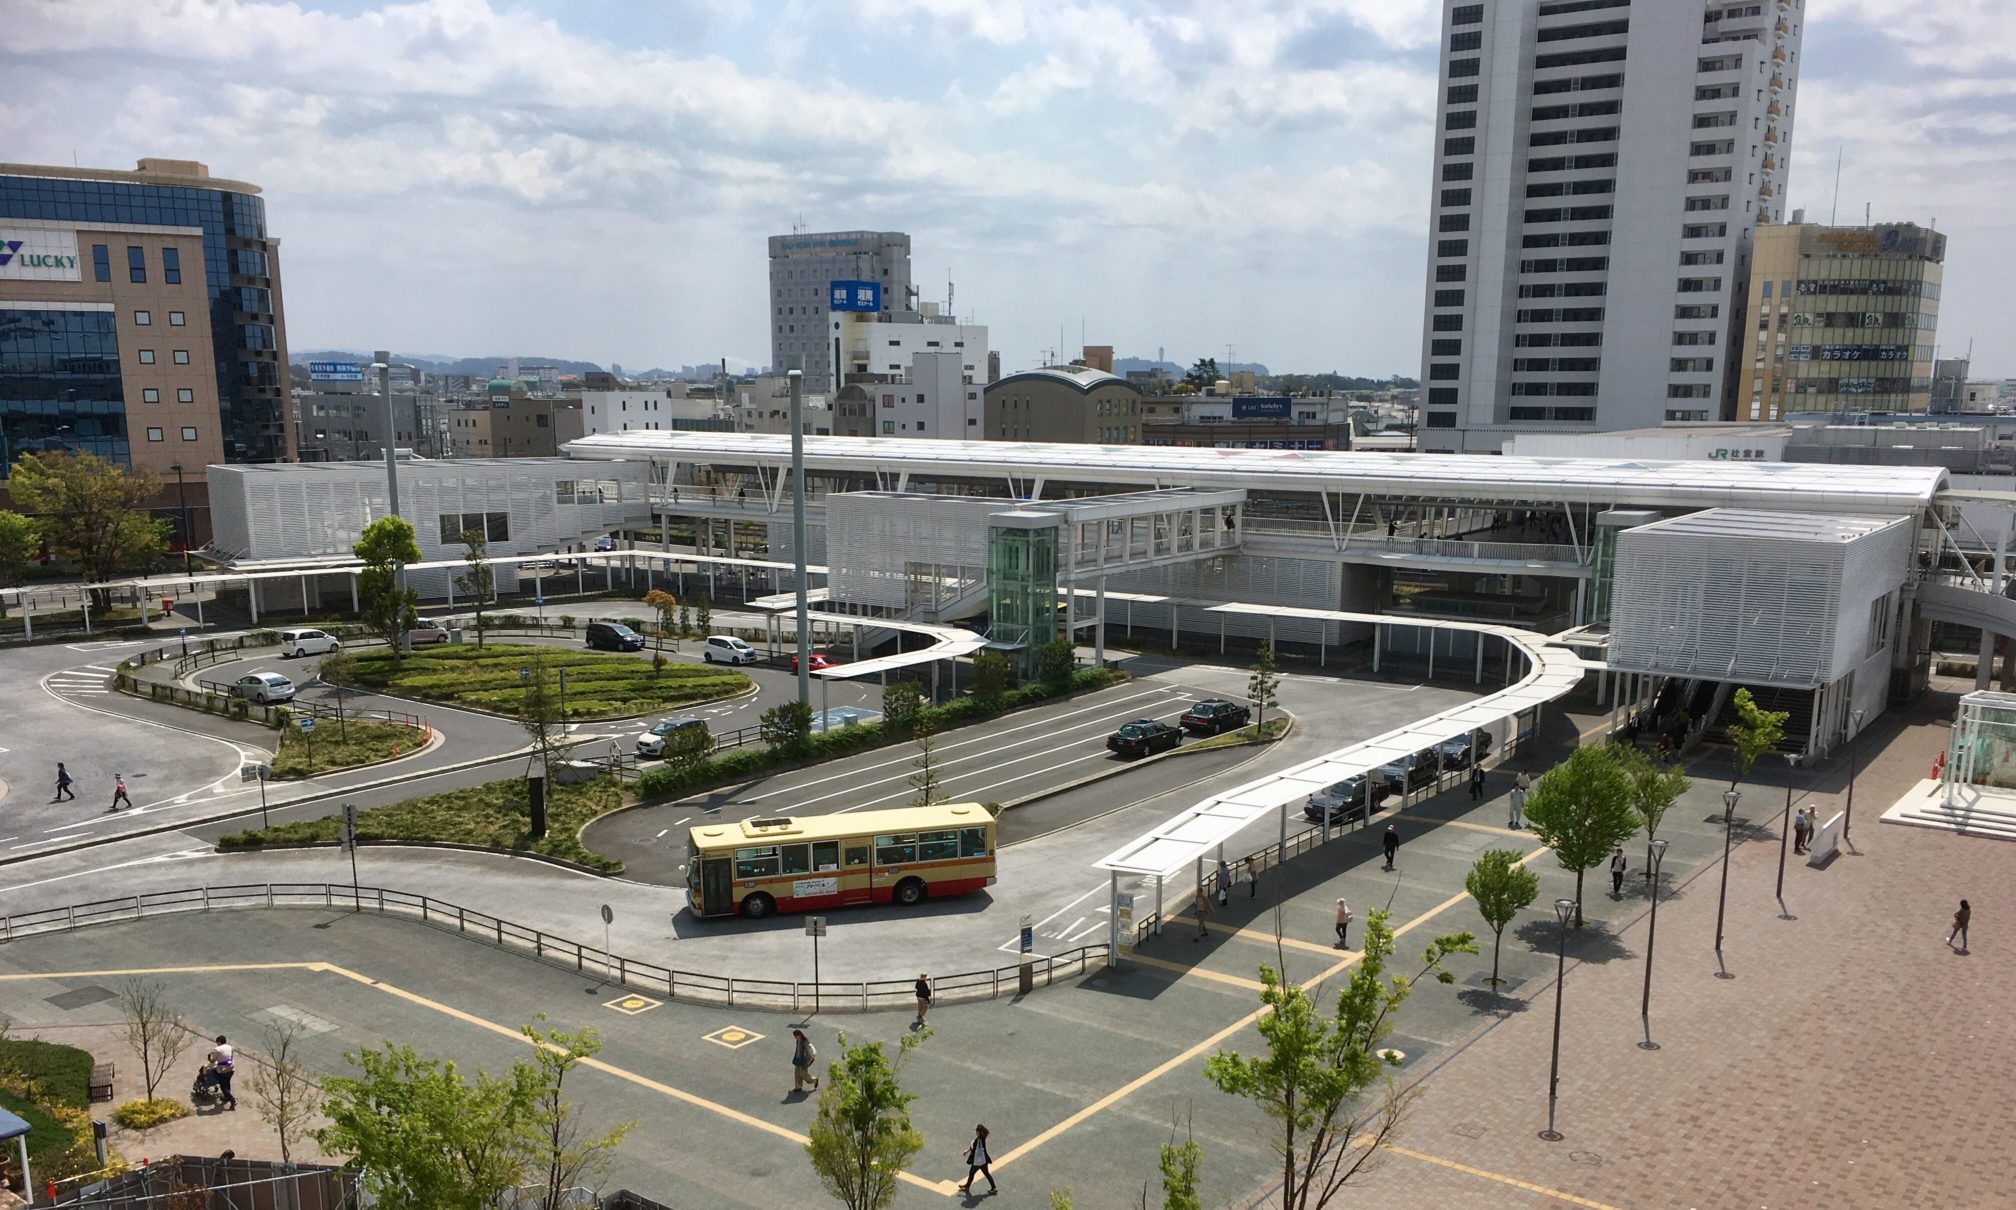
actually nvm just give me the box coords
[1106,870,1121,968]
[1095,577,1107,666]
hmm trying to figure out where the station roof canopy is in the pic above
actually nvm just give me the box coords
[565,432,1948,513]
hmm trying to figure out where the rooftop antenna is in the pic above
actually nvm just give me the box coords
[1830,145,1842,225]
[1865,201,1870,226]
[947,271,954,317]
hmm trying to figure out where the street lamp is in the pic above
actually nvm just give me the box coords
[1713,786,1739,980]
[371,353,415,651]
[1541,896,1576,1141]
[169,462,195,577]
[1637,838,1669,1051]
[1776,753,1800,920]
[1843,707,1866,844]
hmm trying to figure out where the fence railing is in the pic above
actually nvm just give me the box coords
[0,883,1108,1013]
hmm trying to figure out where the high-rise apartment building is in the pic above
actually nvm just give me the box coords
[1736,220,1944,419]
[1417,1,1804,452]
[768,230,911,392]
[0,158,293,472]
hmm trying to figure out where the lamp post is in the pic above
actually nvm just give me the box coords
[1843,707,1866,844]
[372,353,415,651]
[169,462,195,577]
[1637,838,1669,1051]
[1540,896,1576,1141]
[1776,753,1799,920]
[788,368,810,711]
[1714,786,1739,979]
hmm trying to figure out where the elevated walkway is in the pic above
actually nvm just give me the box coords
[1918,573,2016,637]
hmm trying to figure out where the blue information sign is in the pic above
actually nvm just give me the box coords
[827,280,882,313]
[308,360,365,382]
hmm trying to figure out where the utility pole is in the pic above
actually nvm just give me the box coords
[374,351,411,651]
[789,369,811,710]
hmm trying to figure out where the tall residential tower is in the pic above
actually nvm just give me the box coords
[1416,1,1804,452]
[768,230,911,392]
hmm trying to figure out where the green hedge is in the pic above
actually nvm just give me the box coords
[0,1039,93,1109]
[334,643,749,720]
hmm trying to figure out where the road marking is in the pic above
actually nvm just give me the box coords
[1125,953,1266,991]
[654,829,670,839]
[83,664,118,673]
[1163,916,1346,956]
[0,961,320,982]
[1437,817,1527,838]
[1372,1141,1623,1209]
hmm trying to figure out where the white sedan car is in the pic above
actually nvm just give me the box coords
[235,672,295,704]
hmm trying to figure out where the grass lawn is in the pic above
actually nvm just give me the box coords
[1185,716,1291,753]
[333,643,750,720]
[220,774,625,871]
[270,719,428,779]
[0,1038,96,1178]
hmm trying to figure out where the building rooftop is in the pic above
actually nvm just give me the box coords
[987,366,1138,394]
[1624,508,1910,544]
[0,158,263,195]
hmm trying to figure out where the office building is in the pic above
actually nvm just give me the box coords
[580,388,731,437]
[984,367,1144,443]
[769,230,911,391]
[443,382,581,458]
[0,157,293,471]
[1417,1,1802,451]
[1735,220,1944,419]
[826,304,987,439]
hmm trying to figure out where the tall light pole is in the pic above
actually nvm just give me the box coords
[788,369,811,712]
[373,353,414,651]
[1714,786,1739,979]
[1776,753,1799,920]
[1637,838,1669,1051]
[1540,896,1576,1141]
[1843,707,1866,844]
[169,462,194,577]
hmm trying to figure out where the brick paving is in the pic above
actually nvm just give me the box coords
[1334,689,2015,1210]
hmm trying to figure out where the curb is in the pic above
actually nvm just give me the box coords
[998,714,1294,811]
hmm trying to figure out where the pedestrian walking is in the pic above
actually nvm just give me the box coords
[1947,899,1971,952]
[1609,847,1628,896]
[1382,824,1400,871]
[1334,897,1353,948]
[110,773,132,813]
[52,762,75,803]
[1216,858,1231,907]
[1193,886,1212,940]
[790,1029,819,1093]
[1509,771,1530,829]
[912,973,932,1027]
[1468,763,1486,801]
[959,1124,998,1195]
[209,1036,237,1108]
[1241,858,1257,899]
[1793,807,1812,854]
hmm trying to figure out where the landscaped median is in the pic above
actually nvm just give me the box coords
[1182,715,1292,754]
[268,716,431,779]
[324,643,751,719]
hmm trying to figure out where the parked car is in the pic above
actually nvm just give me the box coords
[1180,698,1251,735]
[790,650,835,673]
[1303,774,1389,825]
[277,628,341,658]
[1379,746,1443,796]
[586,621,645,652]
[234,671,295,704]
[636,716,709,758]
[1437,731,1493,770]
[408,618,450,646]
[702,635,758,665]
[593,536,617,552]
[1108,717,1182,758]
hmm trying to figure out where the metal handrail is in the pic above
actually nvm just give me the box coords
[0,883,1108,1013]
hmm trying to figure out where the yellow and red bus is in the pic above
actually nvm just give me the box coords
[685,803,997,920]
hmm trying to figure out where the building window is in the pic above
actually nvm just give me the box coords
[133,310,151,326]
[1436,264,1468,282]
[177,388,194,403]
[1450,30,1482,51]
[1446,83,1479,104]
[1437,239,1469,257]
[162,247,181,285]
[172,349,190,365]
[1425,412,1458,428]
[1449,57,1480,79]
[180,426,198,441]
[1441,188,1472,206]
[1428,388,1458,406]
[127,246,146,283]
[146,427,164,442]
[1439,214,1471,233]
[1452,3,1483,23]
[882,421,895,434]
[1429,364,1461,380]
[438,511,511,544]
[142,388,160,403]
[1446,110,1477,130]
[168,310,186,326]
[1434,289,1466,307]
[1432,339,1463,356]
[137,349,155,364]
[1432,314,1464,332]
[1443,161,1474,182]
[92,244,110,282]
[1443,136,1475,156]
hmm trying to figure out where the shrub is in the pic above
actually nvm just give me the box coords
[112,1097,190,1130]
[1037,638,1076,693]
[881,680,923,733]
[972,651,1012,699]
[0,1039,94,1108]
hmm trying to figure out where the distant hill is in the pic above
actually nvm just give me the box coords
[1113,356,1271,377]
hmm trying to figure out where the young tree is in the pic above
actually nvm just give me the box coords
[1156,1130,1204,1210]
[1465,849,1540,987]
[880,680,923,733]
[641,588,678,652]
[316,1041,537,1210]
[762,699,813,753]
[8,452,169,610]
[1204,911,1476,1209]
[518,1018,634,1210]
[1248,641,1281,731]
[972,651,1011,701]
[520,655,566,782]
[695,592,713,634]
[805,1030,929,1210]
[1521,745,1641,927]
[677,601,693,638]
[250,1018,324,1164]
[1616,745,1690,876]
[454,528,495,649]
[119,978,194,1103]
[908,718,943,807]
[354,516,422,657]
[1725,687,1788,790]
[1037,637,1076,693]
[0,511,41,619]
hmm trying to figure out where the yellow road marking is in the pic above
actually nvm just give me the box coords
[1376,1140,1622,1210]
[1163,916,1343,956]
[1125,953,1267,990]
[1437,817,1528,839]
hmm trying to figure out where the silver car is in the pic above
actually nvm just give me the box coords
[235,672,295,704]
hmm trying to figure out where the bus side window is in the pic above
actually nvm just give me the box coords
[959,826,989,857]
[781,844,812,875]
[844,844,869,867]
[918,829,959,862]
[734,846,780,879]
[876,834,917,865]
[814,840,840,871]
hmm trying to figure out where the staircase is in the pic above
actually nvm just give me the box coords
[1883,783,2016,842]
[1706,682,1813,754]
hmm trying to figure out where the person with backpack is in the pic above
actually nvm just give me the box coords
[790,1029,819,1093]
[959,1124,997,1195]
[913,973,932,1027]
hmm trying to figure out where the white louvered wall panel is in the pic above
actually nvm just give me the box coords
[1108,554,1344,644]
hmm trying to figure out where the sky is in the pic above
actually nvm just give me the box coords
[5,0,2013,377]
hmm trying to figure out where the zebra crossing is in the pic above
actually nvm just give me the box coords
[43,663,118,699]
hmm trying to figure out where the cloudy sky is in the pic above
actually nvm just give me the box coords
[6,0,2013,376]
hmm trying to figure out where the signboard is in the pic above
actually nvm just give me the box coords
[1806,810,1844,867]
[239,762,270,783]
[308,360,366,382]
[0,225,82,282]
[792,876,840,899]
[828,279,882,312]
[297,716,316,733]
[600,903,614,926]
[1708,447,1769,461]
[1019,912,1034,955]
[1116,893,1135,953]
[804,915,828,937]
[1230,396,1292,420]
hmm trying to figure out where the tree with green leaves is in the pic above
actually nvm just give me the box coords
[677,600,693,637]
[908,718,942,807]
[1616,744,1690,877]
[316,1041,538,1210]
[8,451,168,610]
[518,1017,634,1210]
[1182,357,1221,390]
[972,651,1011,701]
[695,592,713,634]
[1521,745,1641,927]
[881,680,923,733]
[1204,910,1477,1209]
[805,1030,929,1210]
[1465,848,1539,987]
[1155,1128,1204,1210]
[1725,687,1788,790]
[520,655,565,784]
[661,718,712,775]
[0,510,42,619]
[641,588,678,652]
[354,515,421,657]
[1248,641,1281,731]
[454,528,495,649]
[1037,637,1076,693]
[762,699,813,753]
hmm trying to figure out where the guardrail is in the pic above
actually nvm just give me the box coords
[0,883,1108,1012]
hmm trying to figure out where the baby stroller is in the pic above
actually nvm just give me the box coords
[191,1057,231,1106]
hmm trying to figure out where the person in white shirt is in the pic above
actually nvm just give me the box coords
[209,1036,237,1108]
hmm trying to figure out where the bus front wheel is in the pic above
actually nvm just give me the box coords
[740,892,776,919]
[893,878,928,907]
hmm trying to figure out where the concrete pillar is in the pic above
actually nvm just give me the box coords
[1154,876,1164,937]
[1976,633,1995,691]
[1372,623,1381,673]
[249,578,259,624]
[1094,577,1107,667]
[1427,627,1435,680]
[1474,636,1484,684]
[350,576,359,615]
[20,595,30,640]
[1170,603,1179,651]
[299,574,308,616]
[1107,869,1120,968]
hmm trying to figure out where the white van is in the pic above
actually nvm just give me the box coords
[277,628,341,658]
[701,635,757,665]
